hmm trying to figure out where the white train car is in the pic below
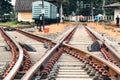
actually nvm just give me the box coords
[32,1,58,24]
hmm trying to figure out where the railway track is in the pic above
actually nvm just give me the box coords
[0,23,120,80]
[21,25,78,80]
[30,43,120,80]
[0,29,12,79]
[0,28,24,80]
[49,52,93,80]
[48,25,105,80]
[0,26,56,79]
[67,25,105,59]
[22,24,119,80]
[4,28,57,79]
[6,30,48,63]
[39,24,120,80]
[85,26,120,67]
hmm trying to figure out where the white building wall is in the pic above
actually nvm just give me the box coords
[18,13,22,22]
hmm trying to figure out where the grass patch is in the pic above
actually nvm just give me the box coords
[0,21,34,27]
[0,21,17,27]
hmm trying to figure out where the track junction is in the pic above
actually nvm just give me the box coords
[0,23,120,80]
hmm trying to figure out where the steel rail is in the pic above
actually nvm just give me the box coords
[20,43,32,71]
[16,29,57,49]
[21,42,60,80]
[21,25,78,80]
[0,28,24,80]
[21,24,120,79]
[63,43,120,78]
[84,26,120,63]
[16,29,53,43]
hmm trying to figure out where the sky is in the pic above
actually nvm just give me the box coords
[11,0,16,5]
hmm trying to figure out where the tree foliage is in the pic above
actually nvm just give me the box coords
[0,0,13,16]
[61,0,120,16]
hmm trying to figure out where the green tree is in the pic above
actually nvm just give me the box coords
[65,0,76,15]
[0,0,13,17]
[62,0,120,16]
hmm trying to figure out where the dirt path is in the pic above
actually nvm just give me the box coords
[34,22,120,41]
[34,22,76,34]
[87,22,120,41]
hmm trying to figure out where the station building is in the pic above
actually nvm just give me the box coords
[105,3,120,23]
[15,0,57,22]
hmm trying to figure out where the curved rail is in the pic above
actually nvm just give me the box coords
[63,43,120,79]
[19,43,32,72]
[21,24,120,80]
[21,25,78,80]
[84,26,120,67]
[85,26,120,59]
[0,27,24,80]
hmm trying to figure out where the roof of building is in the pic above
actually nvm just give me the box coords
[104,3,120,8]
[15,0,37,12]
[15,0,57,12]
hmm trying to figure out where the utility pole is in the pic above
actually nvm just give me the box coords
[42,0,45,31]
[80,1,83,14]
[76,1,80,22]
[57,0,59,25]
[60,3,63,23]
[76,1,80,16]
[91,0,94,21]
[102,0,106,16]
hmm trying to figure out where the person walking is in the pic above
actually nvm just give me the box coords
[116,15,119,27]
[95,15,100,25]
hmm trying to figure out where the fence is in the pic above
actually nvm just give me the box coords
[65,15,114,22]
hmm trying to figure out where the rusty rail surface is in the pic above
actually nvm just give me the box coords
[84,26,120,67]
[19,43,32,72]
[16,29,55,47]
[1,26,57,79]
[21,24,120,80]
[1,24,119,79]
[63,43,120,79]
[21,25,78,80]
[64,25,78,44]
[0,27,24,80]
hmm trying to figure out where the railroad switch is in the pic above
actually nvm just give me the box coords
[87,40,102,52]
